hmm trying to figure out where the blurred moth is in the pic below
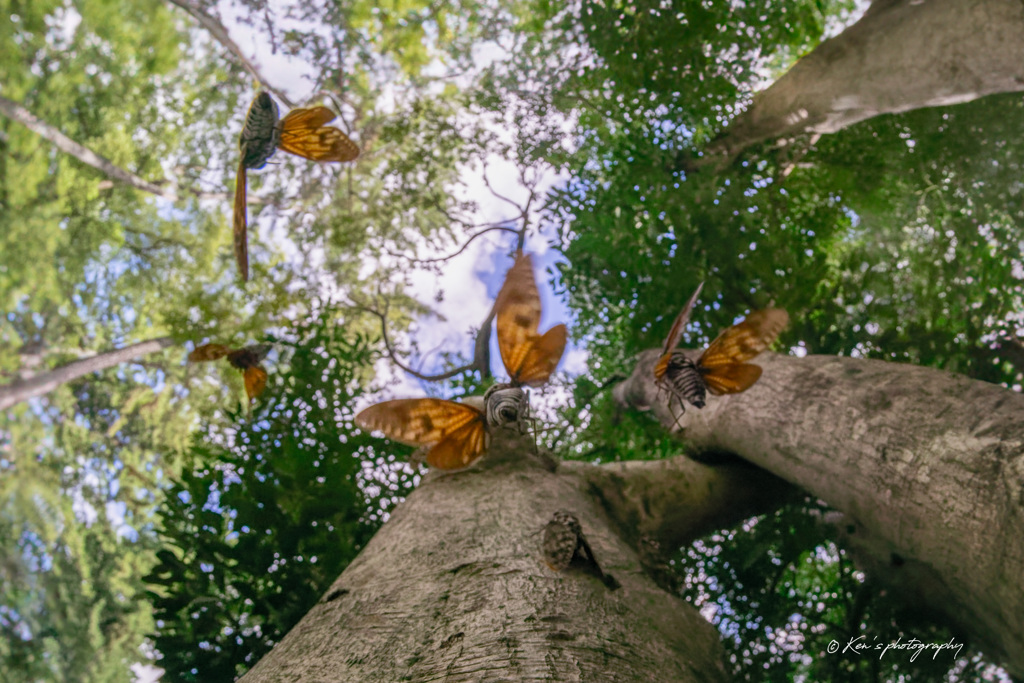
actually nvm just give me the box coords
[233,91,360,281]
[188,342,271,402]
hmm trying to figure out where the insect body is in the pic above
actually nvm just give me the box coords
[542,509,585,572]
[238,92,280,170]
[541,509,619,589]
[233,92,360,282]
[654,284,788,414]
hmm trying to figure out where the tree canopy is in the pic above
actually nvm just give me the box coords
[1,0,1021,681]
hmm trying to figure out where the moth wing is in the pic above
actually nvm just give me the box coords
[278,106,359,162]
[654,352,672,381]
[511,324,567,387]
[701,363,763,396]
[495,254,542,370]
[233,160,249,282]
[188,344,232,363]
[700,308,789,368]
[496,252,568,385]
[660,281,704,358]
[425,418,488,470]
[355,399,483,448]
[280,106,336,130]
[243,366,268,401]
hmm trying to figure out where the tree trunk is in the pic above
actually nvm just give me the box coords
[0,337,174,411]
[616,350,1024,678]
[239,351,1024,679]
[697,0,1024,168]
[239,428,794,682]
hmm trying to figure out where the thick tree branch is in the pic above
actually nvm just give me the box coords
[616,349,1024,677]
[566,455,796,554]
[693,0,1024,169]
[164,0,295,108]
[0,337,175,411]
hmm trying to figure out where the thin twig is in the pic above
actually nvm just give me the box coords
[482,164,526,212]
[356,305,479,382]
[164,0,295,108]
[383,225,521,266]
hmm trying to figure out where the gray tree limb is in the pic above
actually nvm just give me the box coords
[0,337,175,411]
[0,94,245,203]
[616,349,1024,677]
[567,454,795,554]
[697,0,1024,168]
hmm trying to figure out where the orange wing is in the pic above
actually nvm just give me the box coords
[701,364,763,395]
[699,308,789,369]
[356,397,483,444]
[243,366,268,401]
[423,417,488,470]
[697,308,788,396]
[188,343,232,363]
[233,159,249,282]
[654,281,704,380]
[495,253,566,386]
[277,106,360,162]
[511,324,568,387]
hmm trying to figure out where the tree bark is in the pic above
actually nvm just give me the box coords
[239,427,797,682]
[616,350,1024,678]
[0,337,174,411]
[697,0,1024,168]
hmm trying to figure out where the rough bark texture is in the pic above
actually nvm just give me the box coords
[616,350,1024,677]
[241,429,738,682]
[0,337,174,411]
[568,456,795,554]
[699,0,1024,167]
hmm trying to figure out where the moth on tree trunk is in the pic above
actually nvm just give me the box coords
[617,349,1024,678]
[238,427,731,682]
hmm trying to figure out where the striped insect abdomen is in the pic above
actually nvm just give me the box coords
[662,353,707,408]
[239,92,281,169]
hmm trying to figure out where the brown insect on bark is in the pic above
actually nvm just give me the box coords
[654,283,788,417]
[541,509,619,590]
